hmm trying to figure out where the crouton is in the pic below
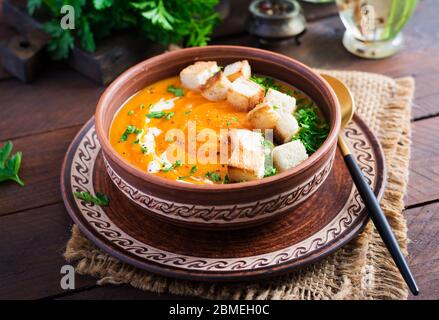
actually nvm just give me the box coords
[273,140,308,173]
[273,113,300,143]
[246,103,280,129]
[228,129,265,182]
[180,61,220,92]
[227,77,265,112]
[224,60,251,82]
[265,88,297,114]
[200,72,231,101]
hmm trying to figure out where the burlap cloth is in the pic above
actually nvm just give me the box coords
[64,70,414,300]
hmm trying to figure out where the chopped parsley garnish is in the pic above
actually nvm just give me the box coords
[222,175,230,184]
[146,111,175,119]
[190,165,198,174]
[0,141,24,186]
[161,160,182,172]
[264,167,277,177]
[146,111,166,118]
[74,191,109,206]
[250,75,281,94]
[128,110,135,115]
[167,85,184,97]
[120,125,142,142]
[133,138,140,144]
[165,111,175,120]
[141,146,148,154]
[205,171,221,182]
[293,107,329,154]
[184,110,192,115]
[140,103,145,109]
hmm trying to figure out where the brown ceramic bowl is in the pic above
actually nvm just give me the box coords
[95,45,341,229]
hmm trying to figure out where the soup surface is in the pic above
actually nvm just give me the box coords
[109,75,327,184]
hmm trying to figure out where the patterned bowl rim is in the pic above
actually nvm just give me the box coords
[61,114,386,281]
[95,45,341,192]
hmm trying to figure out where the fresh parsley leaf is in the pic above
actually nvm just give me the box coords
[43,21,75,60]
[190,165,198,174]
[74,191,109,206]
[37,0,220,60]
[128,110,135,115]
[165,111,175,120]
[293,107,329,154]
[120,125,140,142]
[146,111,165,118]
[0,141,24,186]
[141,145,148,154]
[146,111,174,119]
[78,18,96,52]
[27,0,43,15]
[161,160,182,172]
[167,85,184,97]
[222,174,230,184]
[205,171,221,182]
[250,75,281,94]
[93,0,114,10]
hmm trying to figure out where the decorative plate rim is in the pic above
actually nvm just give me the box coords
[61,115,386,281]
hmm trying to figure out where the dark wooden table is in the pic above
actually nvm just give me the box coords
[1,0,438,300]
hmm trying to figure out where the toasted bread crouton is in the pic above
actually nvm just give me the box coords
[265,88,297,114]
[273,113,300,143]
[227,77,264,112]
[180,61,220,92]
[224,60,251,82]
[273,140,308,172]
[228,129,265,182]
[246,103,280,129]
[200,72,231,101]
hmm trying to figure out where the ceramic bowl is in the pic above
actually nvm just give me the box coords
[95,45,341,229]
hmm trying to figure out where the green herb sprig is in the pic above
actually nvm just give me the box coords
[0,141,24,186]
[167,85,184,97]
[205,171,221,182]
[161,159,182,172]
[74,190,109,206]
[146,111,174,119]
[121,125,142,142]
[250,75,281,94]
[28,0,220,60]
[293,107,329,154]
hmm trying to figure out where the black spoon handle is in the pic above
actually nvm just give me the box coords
[344,153,419,296]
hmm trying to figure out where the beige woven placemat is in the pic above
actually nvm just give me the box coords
[64,70,414,300]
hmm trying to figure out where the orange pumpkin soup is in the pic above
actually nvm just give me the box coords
[109,75,324,184]
[109,76,253,184]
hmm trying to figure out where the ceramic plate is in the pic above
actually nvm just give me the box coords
[61,114,385,281]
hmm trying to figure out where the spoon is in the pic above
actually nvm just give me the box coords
[321,73,419,296]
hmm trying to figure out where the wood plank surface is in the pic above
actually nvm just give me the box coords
[406,117,439,207]
[0,66,102,141]
[0,203,97,299]
[0,125,81,216]
[406,202,439,300]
